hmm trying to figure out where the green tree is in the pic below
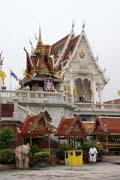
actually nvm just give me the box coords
[0,127,15,149]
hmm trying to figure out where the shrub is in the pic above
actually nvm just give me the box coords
[0,128,15,149]
[0,149,15,164]
[30,145,41,155]
[34,151,49,162]
[81,143,91,153]
[56,144,70,160]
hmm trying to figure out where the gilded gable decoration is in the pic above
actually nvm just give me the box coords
[79,49,85,59]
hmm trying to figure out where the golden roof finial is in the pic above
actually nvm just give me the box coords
[38,23,42,44]
[34,23,43,54]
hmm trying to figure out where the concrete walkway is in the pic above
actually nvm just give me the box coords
[103,155,120,164]
[0,162,120,180]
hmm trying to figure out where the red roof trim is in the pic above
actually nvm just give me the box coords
[62,35,79,61]
[50,34,69,55]
[56,116,87,136]
[21,113,52,135]
[93,117,120,134]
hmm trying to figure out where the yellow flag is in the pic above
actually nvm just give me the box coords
[118,90,120,96]
[90,88,94,97]
[67,83,71,94]
[74,86,78,96]
[23,71,32,77]
[0,70,6,85]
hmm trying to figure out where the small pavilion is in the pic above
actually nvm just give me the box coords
[20,111,53,150]
[93,117,120,153]
[55,116,87,148]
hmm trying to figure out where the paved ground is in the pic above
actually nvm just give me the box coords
[0,162,120,180]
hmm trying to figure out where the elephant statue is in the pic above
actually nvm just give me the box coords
[15,143,30,169]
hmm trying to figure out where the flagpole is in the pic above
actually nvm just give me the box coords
[10,70,11,90]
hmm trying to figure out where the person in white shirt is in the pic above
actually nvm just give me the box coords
[89,145,98,163]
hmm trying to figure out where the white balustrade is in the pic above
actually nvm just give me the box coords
[74,102,120,112]
[0,90,72,105]
[1,89,120,112]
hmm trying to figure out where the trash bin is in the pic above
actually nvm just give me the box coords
[65,150,83,166]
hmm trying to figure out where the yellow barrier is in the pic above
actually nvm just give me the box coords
[65,150,83,166]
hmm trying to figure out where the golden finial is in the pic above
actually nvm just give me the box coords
[38,23,42,44]
[34,23,43,54]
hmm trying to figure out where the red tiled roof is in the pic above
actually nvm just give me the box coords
[50,34,69,55]
[94,117,120,134]
[62,35,79,61]
[21,114,31,131]
[104,99,120,104]
[21,114,52,134]
[52,35,79,72]
[55,117,87,136]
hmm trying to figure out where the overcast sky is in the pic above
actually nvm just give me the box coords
[0,0,120,101]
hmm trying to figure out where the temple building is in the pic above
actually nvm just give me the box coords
[0,24,120,153]
[17,24,109,123]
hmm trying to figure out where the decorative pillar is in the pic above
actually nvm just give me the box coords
[98,85,104,104]
[91,73,98,104]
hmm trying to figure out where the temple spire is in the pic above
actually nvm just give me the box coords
[38,23,42,44]
[34,23,43,54]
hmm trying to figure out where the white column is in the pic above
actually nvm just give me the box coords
[70,78,74,104]
[98,87,102,104]
[91,79,97,104]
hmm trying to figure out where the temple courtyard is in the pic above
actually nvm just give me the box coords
[0,162,120,180]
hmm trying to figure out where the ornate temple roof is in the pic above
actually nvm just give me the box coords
[93,117,120,134]
[20,28,63,87]
[21,111,52,135]
[20,24,108,89]
[55,116,87,136]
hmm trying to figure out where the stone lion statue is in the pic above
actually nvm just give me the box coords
[15,143,30,169]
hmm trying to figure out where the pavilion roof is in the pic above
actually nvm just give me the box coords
[55,116,87,136]
[21,111,52,135]
[93,117,120,134]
